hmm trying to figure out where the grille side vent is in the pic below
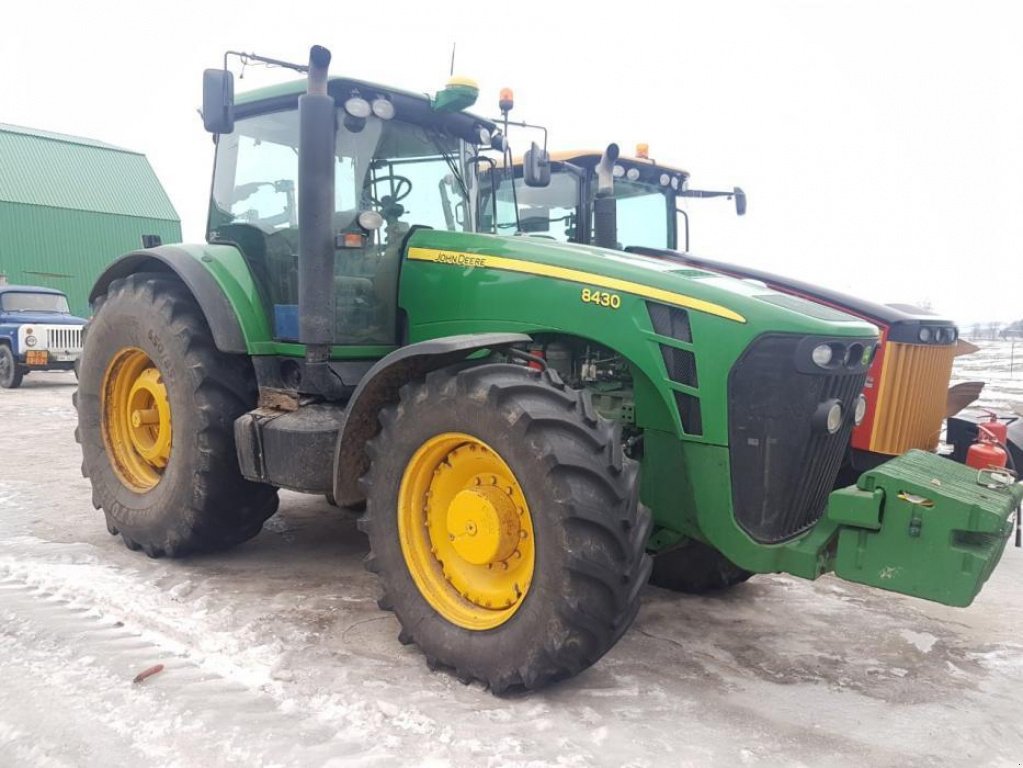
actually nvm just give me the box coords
[674,392,703,436]
[648,303,692,343]
[661,345,698,387]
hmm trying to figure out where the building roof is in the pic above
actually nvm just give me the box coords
[0,123,179,221]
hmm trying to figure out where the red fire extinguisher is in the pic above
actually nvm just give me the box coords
[966,424,1008,470]
[979,409,1008,446]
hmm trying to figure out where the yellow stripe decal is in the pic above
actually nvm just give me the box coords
[407,247,746,323]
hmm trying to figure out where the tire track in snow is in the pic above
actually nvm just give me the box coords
[0,575,390,767]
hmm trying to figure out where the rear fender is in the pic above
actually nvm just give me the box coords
[89,244,272,354]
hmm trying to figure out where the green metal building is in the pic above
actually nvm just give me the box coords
[0,124,181,317]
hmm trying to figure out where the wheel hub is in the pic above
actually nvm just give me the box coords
[126,367,171,467]
[447,485,521,565]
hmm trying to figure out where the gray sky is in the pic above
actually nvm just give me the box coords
[3,0,1020,324]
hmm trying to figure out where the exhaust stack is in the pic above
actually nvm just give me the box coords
[298,45,335,394]
[593,143,619,249]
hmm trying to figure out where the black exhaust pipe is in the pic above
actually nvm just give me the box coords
[298,45,335,394]
[593,143,619,250]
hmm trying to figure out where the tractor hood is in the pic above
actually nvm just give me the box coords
[404,230,878,339]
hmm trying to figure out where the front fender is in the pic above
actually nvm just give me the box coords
[89,244,272,354]
[0,326,17,355]
[332,332,531,506]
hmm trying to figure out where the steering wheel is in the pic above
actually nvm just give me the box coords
[364,174,413,207]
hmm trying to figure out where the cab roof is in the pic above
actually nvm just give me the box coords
[547,149,689,178]
[233,76,496,140]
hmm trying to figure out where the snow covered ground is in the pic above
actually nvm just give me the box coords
[953,339,1023,415]
[1,362,1022,767]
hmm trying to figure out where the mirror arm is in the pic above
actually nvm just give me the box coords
[677,189,732,199]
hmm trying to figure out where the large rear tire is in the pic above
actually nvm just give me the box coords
[75,273,278,556]
[360,363,652,692]
[0,345,24,389]
[649,538,752,594]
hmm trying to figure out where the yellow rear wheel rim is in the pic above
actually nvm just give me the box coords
[398,433,535,630]
[101,348,172,492]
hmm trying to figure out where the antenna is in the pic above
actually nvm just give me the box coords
[450,42,456,77]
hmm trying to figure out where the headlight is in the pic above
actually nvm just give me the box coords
[371,98,395,120]
[853,394,867,425]
[357,210,384,231]
[344,97,372,118]
[25,335,37,347]
[813,399,844,434]
[477,126,491,146]
[918,326,932,342]
[811,344,833,367]
[626,168,640,181]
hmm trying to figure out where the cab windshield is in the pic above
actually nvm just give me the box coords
[612,178,670,250]
[210,109,479,344]
[481,167,671,249]
[1,292,70,313]
[481,169,581,242]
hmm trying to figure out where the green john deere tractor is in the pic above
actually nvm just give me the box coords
[75,46,1021,692]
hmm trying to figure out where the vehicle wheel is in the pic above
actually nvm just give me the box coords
[649,538,752,594]
[360,362,652,691]
[74,272,278,557]
[0,345,24,389]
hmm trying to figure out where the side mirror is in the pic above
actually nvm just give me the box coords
[523,142,550,188]
[734,186,747,216]
[202,68,235,134]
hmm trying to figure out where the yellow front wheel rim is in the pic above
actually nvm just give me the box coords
[102,348,172,492]
[398,433,535,630]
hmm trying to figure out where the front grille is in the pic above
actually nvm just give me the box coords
[729,334,869,543]
[870,341,955,454]
[45,326,83,352]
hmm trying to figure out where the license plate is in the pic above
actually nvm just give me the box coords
[26,350,48,365]
[55,353,77,362]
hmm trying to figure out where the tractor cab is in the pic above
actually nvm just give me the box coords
[207,71,497,348]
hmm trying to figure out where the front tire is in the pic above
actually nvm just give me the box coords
[361,363,652,691]
[75,273,278,556]
[0,345,24,389]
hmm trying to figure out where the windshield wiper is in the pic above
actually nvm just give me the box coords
[428,131,468,201]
